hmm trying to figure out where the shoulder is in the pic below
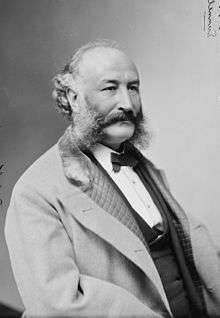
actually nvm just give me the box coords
[12,144,71,199]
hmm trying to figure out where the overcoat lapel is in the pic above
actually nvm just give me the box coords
[85,155,149,247]
[63,188,171,314]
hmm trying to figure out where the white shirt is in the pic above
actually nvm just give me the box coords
[92,144,163,229]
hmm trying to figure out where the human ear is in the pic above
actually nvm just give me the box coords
[66,88,80,113]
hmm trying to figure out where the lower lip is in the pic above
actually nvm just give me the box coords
[104,120,133,127]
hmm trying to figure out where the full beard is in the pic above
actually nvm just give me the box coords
[69,103,152,151]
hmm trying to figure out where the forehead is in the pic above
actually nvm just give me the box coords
[78,47,139,85]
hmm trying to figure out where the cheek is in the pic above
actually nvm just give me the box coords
[131,94,141,107]
[86,95,117,115]
[98,102,116,115]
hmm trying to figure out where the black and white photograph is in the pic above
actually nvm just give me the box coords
[0,1,220,317]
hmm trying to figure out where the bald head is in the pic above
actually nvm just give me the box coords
[72,47,140,98]
[77,47,139,82]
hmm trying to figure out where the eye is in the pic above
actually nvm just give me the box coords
[102,86,117,91]
[129,85,139,92]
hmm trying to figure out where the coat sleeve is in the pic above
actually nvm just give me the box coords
[187,213,220,316]
[5,183,164,318]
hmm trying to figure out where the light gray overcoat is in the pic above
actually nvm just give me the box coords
[5,131,220,317]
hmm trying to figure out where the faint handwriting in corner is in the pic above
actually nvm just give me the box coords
[203,0,219,37]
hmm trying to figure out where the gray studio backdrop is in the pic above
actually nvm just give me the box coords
[1,0,219,310]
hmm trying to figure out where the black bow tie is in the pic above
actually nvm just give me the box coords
[111,152,139,172]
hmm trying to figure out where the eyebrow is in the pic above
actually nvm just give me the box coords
[128,80,140,86]
[100,79,140,85]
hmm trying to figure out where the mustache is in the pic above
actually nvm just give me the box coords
[99,111,143,128]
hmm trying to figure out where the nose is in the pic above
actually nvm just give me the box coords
[117,88,135,115]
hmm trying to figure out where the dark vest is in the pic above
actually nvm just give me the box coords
[132,202,193,317]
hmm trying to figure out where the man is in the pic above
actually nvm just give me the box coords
[5,40,220,317]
